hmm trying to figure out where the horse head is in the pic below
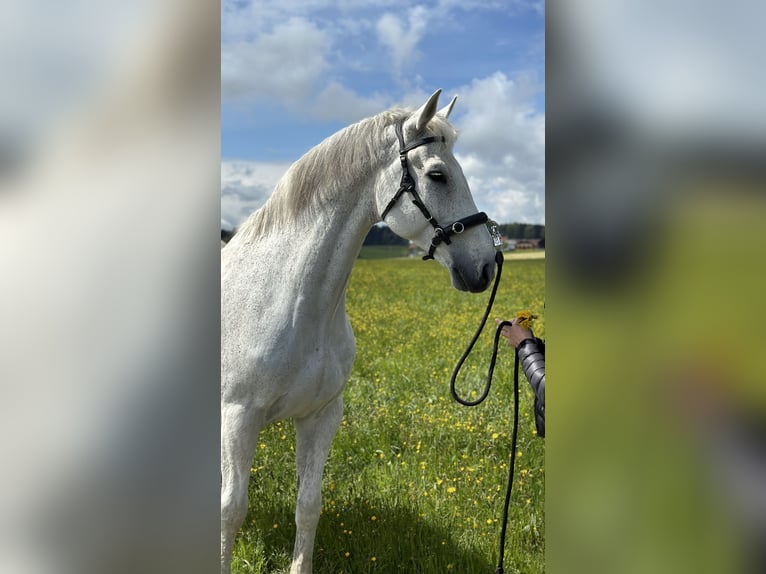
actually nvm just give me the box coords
[376,89,498,293]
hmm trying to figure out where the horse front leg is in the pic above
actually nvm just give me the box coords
[220,402,262,574]
[290,396,344,574]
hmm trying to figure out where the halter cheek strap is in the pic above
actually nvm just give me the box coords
[380,122,489,260]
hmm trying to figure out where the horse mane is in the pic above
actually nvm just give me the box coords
[236,106,457,241]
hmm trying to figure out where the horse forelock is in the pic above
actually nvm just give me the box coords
[237,107,458,241]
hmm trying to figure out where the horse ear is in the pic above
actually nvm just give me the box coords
[406,89,442,135]
[437,95,457,120]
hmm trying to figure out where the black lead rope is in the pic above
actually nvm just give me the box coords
[449,250,520,574]
[379,118,520,571]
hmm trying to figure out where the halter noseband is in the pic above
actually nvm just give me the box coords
[380,121,489,260]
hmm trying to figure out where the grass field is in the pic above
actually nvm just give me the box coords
[357,245,545,261]
[232,256,545,573]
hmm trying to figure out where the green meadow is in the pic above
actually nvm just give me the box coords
[232,256,545,573]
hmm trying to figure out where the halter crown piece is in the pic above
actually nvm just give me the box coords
[380,121,489,260]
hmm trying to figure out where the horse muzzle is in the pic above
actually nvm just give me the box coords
[449,258,496,293]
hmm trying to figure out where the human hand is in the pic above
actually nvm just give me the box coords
[495,318,534,349]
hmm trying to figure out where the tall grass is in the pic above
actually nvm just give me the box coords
[232,257,545,573]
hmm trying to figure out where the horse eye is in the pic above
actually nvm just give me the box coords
[427,171,447,183]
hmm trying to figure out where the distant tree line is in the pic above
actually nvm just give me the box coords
[497,223,545,240]
[363,225,409,246]
[221,222,545,246]
[362,222,545,245]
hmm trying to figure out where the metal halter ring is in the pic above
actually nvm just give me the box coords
[451,221,465,234]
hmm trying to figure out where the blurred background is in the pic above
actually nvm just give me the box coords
[547,1,766,573]
[0,2,219,573]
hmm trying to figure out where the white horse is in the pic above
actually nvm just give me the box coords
[221,90,498,574]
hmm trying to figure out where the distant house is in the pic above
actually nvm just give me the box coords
[408,240,426,258]
[505,238,543,251]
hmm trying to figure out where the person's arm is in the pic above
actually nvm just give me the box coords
[498,319,546,438]
[517,337,545,438]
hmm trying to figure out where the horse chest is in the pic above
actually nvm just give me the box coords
[255,325,355,422]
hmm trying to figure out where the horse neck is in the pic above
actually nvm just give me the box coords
[277,177,379,321]
[278,119,402,312]
[232,117,401,320]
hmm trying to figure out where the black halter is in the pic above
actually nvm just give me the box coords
[380,121,489,260]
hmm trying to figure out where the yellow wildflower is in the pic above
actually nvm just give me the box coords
[515,310,537,329]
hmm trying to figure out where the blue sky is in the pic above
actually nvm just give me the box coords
[221,0,545,229]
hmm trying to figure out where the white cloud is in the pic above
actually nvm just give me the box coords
[375,6,429,79]
[221,17,330,104]
[450,72,545,223]
[220,161,290,229]
[310,82,391,123]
